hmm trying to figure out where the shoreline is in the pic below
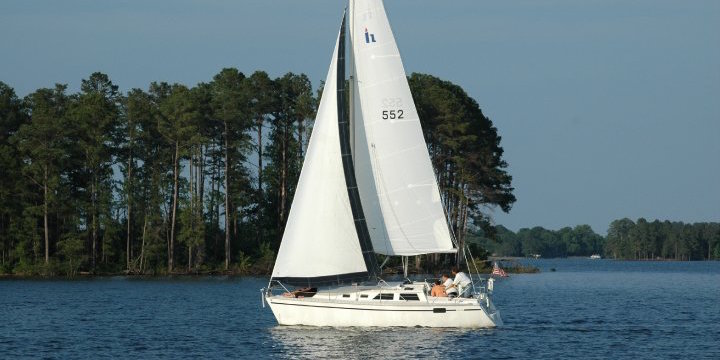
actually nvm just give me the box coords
[490,256,719,262]
[6,258,713,279]
[0,268,540,280]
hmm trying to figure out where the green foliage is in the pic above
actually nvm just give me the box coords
[0,82,27,268]
[13,209,43,268]
[4,68,717,276]
[262,73,313,248]
[67,73,122,269]
[254,241,276,273]
[57,233,86,276]
[178,194,205,270]
[408,73,515,266]
[477,219,719,261]
[234,251,252,274]
[605,219,719,260]
[475,224,605,258]
[0,70,518,276]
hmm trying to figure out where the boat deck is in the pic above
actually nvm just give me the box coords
[269,282,486,307]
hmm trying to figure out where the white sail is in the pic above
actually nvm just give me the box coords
[350,0,455,256]
[271,28,368,280]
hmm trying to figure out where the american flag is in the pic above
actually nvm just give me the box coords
[491,262,508,277]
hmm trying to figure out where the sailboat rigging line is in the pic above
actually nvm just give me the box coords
[463,244,479,295]
[442,191,479,293]
[439,191,460,249]
[378,255,390,271]
[436,187,478,292]
[337,11,380,280]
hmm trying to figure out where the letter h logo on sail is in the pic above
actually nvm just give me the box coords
[365,28,376,43]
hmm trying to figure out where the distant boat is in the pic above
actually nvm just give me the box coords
[491,262,508,277]
[261,0,501,328]
[590,254,602,259]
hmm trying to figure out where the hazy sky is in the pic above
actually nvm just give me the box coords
[2,0,718,234]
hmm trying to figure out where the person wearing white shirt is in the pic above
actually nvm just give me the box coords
[447,267,472,298]
[441,274,458,298]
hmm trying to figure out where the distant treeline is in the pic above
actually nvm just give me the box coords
[470,224,604,258]
[0,71,514,276]
[605,218,719,261]
[470,219,720,260]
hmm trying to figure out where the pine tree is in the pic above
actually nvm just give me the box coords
[0,82,27,269]
[157,84,198,272]
[69,73,121,269]
[14,84,70,265]
[247,71,275,250]
[210,68,252,270]
[408,73,515,266]
[263,73,310,245]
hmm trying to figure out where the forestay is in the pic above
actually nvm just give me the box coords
[349,0,456,256]
[271,24,369,286]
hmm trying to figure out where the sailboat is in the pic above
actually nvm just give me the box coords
[263,0,502,328]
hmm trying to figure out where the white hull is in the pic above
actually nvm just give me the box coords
[266,285,502,328]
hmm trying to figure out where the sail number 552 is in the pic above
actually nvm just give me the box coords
[382,109,404,120]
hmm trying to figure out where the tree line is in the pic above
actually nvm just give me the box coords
[605,218,720,261]
[0,71,515,276]
[471,224,605,258]
[470,219,720,260]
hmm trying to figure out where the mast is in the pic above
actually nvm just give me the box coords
[348,1,356,164]
[337,12,379,280]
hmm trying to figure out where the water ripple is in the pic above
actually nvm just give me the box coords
[1,260,719,359]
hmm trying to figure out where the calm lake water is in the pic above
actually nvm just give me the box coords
[2,259,719,359]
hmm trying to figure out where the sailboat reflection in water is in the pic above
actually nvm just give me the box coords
[262,0,502,328]
[269,326,480,357]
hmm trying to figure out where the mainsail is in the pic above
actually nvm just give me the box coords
[271,15,375,286]
[349,0,456,256]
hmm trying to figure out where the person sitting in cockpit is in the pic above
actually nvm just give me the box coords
[283,287,317,298]
[447,267,472,298]
[442,274,458,298]
[430,280,447,297]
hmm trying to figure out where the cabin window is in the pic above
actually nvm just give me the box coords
[342,294,350,298]
[399,293,420,301]
[373,293,394,300]
[360,294,368,298]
